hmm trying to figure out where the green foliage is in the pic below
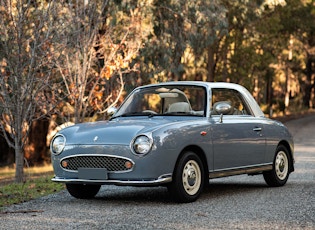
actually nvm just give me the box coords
[139,0,228,81]
[0,175,64,209]
[276,0,315,108]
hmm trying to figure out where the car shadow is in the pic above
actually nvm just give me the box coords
[94,186,173,203]
[93,178,269,204]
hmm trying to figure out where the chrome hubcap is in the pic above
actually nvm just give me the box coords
[275,151,288,180]
[182,160,201,195]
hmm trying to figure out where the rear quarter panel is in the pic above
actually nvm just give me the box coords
[263,119,294,163]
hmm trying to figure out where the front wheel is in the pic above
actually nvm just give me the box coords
[168,151,205,203]
[66,184,101,199]
[263,145,291,187]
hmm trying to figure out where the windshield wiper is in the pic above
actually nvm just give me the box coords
[163,112,203,117]
[110,112,157,120]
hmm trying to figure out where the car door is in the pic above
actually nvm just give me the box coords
[210,88,266,171]
[211,116,266,170]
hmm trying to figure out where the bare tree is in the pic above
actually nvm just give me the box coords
[54,1,144,124]
[0,0,61,182]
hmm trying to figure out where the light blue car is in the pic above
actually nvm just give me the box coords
[51,81,294,203]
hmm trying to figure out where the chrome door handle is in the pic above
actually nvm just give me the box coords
[253,127,262,132]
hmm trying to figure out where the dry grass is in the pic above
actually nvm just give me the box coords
[0,164,54,183]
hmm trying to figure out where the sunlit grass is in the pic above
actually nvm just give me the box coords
[0,166,64,209]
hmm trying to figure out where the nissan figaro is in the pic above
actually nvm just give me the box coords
[51,81,294,203]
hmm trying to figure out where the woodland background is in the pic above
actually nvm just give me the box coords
[0,0,315,182]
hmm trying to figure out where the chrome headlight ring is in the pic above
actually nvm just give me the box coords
[131,134,153,156]
[51,134,66,155]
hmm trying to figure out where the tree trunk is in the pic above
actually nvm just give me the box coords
[303,54,314,108]
[207,45,216,82]
[15,99,24,183]
[266,70,273,117]
[284,66,291,114]
[15,140,24,183]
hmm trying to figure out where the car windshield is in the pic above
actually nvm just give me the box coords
[113,85,206,118]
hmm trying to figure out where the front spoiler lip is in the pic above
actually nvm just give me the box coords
[52,175,172,186]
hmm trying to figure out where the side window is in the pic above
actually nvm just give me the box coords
[211,88,251,115]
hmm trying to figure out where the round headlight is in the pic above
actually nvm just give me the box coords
[51,134,66,155]
[132,135,152,155]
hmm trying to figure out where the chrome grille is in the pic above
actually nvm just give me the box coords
[61,155,132,172]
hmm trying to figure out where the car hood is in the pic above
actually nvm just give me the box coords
[59,118,172,145]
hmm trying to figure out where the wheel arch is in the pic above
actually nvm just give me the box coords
[175,145,209,182]
[278,140,294,173]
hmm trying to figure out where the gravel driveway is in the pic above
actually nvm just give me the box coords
[1,115,315,230]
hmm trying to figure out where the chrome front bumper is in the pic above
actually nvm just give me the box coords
[52,174,172,186]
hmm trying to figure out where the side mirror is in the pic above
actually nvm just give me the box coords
[107,107,117,116]
[214,101,232,115]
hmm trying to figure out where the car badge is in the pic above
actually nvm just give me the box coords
[93,136,98,142]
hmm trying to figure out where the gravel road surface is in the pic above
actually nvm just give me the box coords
[1,115,315,229]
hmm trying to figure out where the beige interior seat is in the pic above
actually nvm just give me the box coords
[168,102,191,113]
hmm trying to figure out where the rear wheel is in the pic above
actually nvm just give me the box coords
[66,184,101,199]
[263,145,290,187]
[168,151,204,203]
